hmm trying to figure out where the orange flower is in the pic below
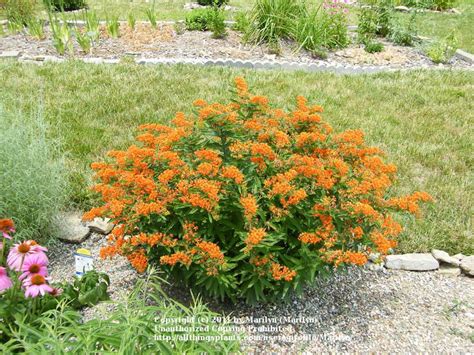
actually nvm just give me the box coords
[271,262,296,282]
[344,251,368,266]
[193,99,207,107]
[196,241,224,260]
[240,195,258,221]
[250,95,269,106]
[221,165,244,184]
[127,249,148,273]
[350,226,364,239]
[160,252,192,266]
[235,77,248,97]
[244,228,266,252]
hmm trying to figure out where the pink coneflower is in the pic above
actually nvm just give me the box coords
[49,287,63,297]
[19,253,49,281]
[0,266,13,292]
[7,240,48,271]
[0,218,15,239]
[23,274,53,298]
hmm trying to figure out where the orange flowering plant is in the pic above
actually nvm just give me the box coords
[84,78,432,303]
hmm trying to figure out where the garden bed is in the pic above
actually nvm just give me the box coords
[47,233,474,353]
[1,22,472,69]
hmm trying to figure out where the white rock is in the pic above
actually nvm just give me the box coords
[394,5,410,11]
[0,50,21,58]
[460,256,474,276]
[88,217,114,235]
[452,253,466,261]
[431,249,461,266]
[437,265,461,277]
[55,212,90,244]
[385,253,439,271]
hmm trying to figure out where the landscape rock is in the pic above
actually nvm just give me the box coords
[385,253,439,271]
[431,249,461,266]
[460,256,474,276]
[55,212,90,244]
[0,50,20,58]
[455,49,474,64]
[88,217,114,235]
[452,253,466,261]
[394,5,410,11]
[437,265,461,277]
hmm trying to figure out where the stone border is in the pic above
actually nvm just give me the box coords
[455,49,474,64]
[1,52,472,74]
[370,250,473,277]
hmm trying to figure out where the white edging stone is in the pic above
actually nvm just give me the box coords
[455,49,474,64]
[0,50,21,58]
[431,249,461,266]
[385,253,439,271]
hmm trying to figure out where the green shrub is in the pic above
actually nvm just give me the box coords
[5,0,36,25]
[358,0,393,41]
[388,11,418,46]
[185,8,213,31]
[86,78,432,303]
[424,33,458,63]
[43,0,87,12]
[197,0,228,6]
[0,271,240,353]
[232,11,251,34]
[431,0,456,10]
[395,0,456,10]
[0,107,69,241]
[364,40,385,52]
[208,6,227,39]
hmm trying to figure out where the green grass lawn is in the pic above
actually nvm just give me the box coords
[398,0,474,52]
[0,60,472,254]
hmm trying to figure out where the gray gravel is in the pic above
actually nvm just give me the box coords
[47,233,140,321]
[48,235,473,352]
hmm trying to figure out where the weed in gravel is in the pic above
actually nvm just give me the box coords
[26,18,45,40]
[106,15,120,38]
[127,12,136,31]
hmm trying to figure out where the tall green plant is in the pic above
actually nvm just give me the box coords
[106,16,120,38]
[5,0,36,25]
[246,0,305,46]
[296,3,349,53]
[49,16,74,55]
[84,10,100,43]
[0,107,69,242]
[26,18,45,40]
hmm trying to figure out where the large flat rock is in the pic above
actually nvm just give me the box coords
[460,256,474,276]
[55,212,90,244]
[385,253,439,271]
[431,249,461,266]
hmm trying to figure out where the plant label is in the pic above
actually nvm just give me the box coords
[74,248,94,277]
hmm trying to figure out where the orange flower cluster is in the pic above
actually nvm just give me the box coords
[85,77,432,301]
[244,228,266,252]
[127,249,148,273]
[161,252,192,267]
[240,195,258,221]
[271,262,297,282]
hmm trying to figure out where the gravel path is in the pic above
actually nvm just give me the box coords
[48,235,474,353]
